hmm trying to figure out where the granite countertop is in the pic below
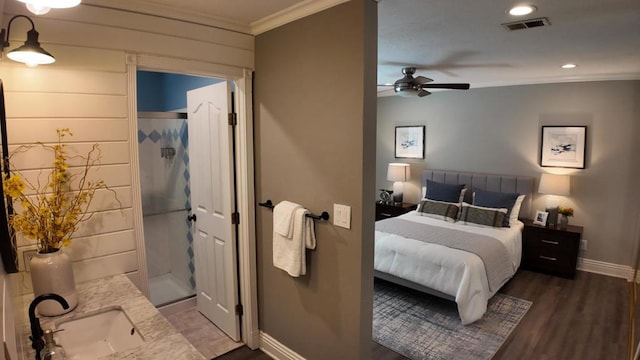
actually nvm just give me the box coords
[21,274,206,360]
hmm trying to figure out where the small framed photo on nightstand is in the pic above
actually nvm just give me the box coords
[533,210,549,226]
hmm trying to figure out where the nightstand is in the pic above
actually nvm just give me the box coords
[521,218,583,278]
[375,202,417,221]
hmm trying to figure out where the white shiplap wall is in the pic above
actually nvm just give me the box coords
[1,1,254,294]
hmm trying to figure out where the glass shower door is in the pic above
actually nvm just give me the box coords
[137,112,195,306]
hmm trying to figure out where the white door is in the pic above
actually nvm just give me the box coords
[187,82,240,341]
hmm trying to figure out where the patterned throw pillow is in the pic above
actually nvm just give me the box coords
[417,199,460,222]
[459,203,508,228]
[473,189,521,227]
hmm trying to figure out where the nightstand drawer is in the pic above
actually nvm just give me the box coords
[521,219,583,278]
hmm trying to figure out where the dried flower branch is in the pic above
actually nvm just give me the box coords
[2,128,118,253]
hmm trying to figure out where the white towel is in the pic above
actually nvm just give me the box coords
[273,207,317,277]
[273,201,302,237]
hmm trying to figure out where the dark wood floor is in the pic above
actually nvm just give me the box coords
[218,270,630,360]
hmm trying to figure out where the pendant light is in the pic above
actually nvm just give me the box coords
[17,0,82,16]
[1,15,55,67]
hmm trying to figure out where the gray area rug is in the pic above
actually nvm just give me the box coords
[373,280,531,360]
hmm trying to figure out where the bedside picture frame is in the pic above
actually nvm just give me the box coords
[540,126,587,169]
[395,125,425,159]
[533,210,549,226]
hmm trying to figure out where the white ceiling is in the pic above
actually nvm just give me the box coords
[83,0,640,92]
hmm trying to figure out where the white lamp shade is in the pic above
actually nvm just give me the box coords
[387,163,410,182]
[538,173,570,196]
[18,0,81,9]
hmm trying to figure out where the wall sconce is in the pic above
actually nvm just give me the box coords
[538,173,570,226]
[18,0,82,16]
[387,163,410,204]
[1,15,55,67]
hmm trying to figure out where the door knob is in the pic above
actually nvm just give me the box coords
[187,214,197,222]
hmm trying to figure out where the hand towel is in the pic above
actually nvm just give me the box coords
[273,208,317,277]
[273,201,302,237]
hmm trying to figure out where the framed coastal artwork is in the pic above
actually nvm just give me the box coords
[540,126,587,169]
[395,125,425,159]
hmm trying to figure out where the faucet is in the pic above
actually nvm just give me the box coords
[29,294,69,360]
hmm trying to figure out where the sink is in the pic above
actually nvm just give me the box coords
[54,306,144,358]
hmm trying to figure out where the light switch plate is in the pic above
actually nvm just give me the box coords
[333,204,351,229]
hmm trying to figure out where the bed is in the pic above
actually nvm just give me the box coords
[374,170,534,324]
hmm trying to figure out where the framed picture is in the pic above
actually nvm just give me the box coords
[533,210,549,226]
[395,125,425,159]
[540,126,587,169]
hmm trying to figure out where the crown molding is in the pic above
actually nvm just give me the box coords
[251,0,350,35]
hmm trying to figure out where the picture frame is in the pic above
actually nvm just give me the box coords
[533,210,549,226]
[395,125,425,159]
[540,126,587,169]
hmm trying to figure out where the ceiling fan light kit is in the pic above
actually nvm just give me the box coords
[383,67,470,98]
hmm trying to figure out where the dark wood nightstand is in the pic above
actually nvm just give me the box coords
[521,218,583,278]
[375,202,417,221]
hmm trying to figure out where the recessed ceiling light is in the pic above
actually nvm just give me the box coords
[562,63,577,69]
[508,5,537,16]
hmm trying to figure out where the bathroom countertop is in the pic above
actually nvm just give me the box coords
[20,274,206,360]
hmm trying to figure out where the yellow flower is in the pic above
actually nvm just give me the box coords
[558,206,574,217]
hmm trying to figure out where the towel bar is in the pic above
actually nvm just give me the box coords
[258,200,330,221]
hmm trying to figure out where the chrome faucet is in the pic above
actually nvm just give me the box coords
[28,294,69,360]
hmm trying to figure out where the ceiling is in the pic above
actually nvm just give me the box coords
[83,0,640,93]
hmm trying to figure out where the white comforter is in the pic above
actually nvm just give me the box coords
[374,211,523,324]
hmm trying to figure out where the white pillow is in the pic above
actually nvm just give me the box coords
[509,194,526,225]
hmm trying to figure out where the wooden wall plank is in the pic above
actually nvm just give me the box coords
[7,119,129,143]
[72,251,138,283]
[11,187,131,214]
[8,141,130,168]
[0,67,127,94]
[67,231,137,261]
[15,164,131,194]
[5,93,127,118]
[14,208,134,247]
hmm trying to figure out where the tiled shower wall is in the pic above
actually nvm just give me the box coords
[137,117,195,290]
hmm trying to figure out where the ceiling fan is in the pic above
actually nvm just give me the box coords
[379,67,470,97]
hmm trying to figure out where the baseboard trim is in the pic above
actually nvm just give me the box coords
[577,257,634,280]
[259,331,306,360]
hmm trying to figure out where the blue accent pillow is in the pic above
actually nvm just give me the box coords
[473,188,520,227]
[425,180,465,203]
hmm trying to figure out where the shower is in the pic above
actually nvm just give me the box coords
[137,111,195,306]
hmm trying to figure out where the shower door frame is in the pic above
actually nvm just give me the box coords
[125,54,259,349]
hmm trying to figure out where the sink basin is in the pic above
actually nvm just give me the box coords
[54,306,144,358]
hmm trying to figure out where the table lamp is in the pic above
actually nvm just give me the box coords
[387,163,410,204]
[538,173,570,226]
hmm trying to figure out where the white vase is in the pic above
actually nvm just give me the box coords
[29,249,78,316]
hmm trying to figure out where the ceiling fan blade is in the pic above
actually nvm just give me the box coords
[413,76,433,85]
[417,90,431,97]
[420,83,470,90]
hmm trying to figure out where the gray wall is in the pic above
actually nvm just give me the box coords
[377,80,640,267]
[254,1,377,359]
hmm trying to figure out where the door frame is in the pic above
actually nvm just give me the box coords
[125,54,259,349]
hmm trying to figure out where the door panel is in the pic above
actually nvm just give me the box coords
[187,82,240,341]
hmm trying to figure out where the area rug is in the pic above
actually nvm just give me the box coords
[373,280,531,360]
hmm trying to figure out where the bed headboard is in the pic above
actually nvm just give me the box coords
[421,170,535,219]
